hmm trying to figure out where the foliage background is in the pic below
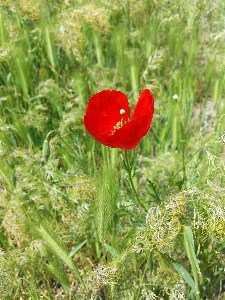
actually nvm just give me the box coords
[0,0,225,299]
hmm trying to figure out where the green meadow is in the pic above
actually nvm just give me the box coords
[0,0,225,299]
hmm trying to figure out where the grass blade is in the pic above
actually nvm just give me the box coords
[69,240,87,257]
[183,226,201,298]
[38,225,83,285]
[170,258,196,291]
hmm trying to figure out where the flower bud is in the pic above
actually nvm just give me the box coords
[41,139,50,163]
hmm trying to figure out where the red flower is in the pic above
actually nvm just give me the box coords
[84,89,154,150]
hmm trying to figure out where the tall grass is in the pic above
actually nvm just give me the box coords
[0,0,225,299]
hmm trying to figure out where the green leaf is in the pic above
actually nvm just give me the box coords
[69,240,87,257]
[103,243,118,257]
[183,226,201,298]
[170,258,196,291]
[184,226,200,275]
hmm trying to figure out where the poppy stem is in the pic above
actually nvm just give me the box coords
[123,150,148,213]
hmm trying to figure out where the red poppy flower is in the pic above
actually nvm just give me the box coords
[84,89,154,150]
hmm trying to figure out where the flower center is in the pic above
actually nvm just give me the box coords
[112,109,126,133]
[113,120,123,130]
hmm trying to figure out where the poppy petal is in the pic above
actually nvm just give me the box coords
[84,111,114,143]
[103,115,149,150]
[85,90,130,130]
[132,89,154,136]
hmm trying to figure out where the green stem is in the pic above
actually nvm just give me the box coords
[46,130,73,152]
[175,99,186,183]
[124,151,147,212]
[167,132,215,187]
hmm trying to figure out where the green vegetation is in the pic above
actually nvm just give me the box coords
[0,0,225,299]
